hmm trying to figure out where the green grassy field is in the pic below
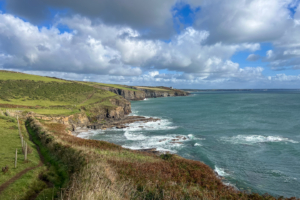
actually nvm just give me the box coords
[0,115,44,200]
[0,71,120,116]
[81,81,138,91]
[136,86,172,91]
[0,71,66,83]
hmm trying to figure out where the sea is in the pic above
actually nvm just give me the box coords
[77,90,300,198]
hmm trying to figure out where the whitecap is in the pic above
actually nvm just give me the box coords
[122,118,178,131]
[215,166,229,177]
[188,134,206,141]
[221,135,298,145]
[194,143,202,147]
[124,131,147,141]
[76,129,103,139]
[121,133,193,153]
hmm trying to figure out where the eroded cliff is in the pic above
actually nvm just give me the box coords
[97,86,188,100]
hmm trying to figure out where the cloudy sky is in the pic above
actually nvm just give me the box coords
[1,0,300,89]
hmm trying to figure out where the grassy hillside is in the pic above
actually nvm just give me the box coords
[0,71,120,116]
[0,71,67,83]
[81,81,138,91]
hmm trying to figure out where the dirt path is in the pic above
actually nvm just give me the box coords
[0,162,42,194]
[0,123,44,195]
[80,92,95,104]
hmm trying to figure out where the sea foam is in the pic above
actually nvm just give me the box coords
[215,166,229,177]
[221,135,298,145]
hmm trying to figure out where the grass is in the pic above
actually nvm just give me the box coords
[0,167,46,200]
[0,71,122,117]
[136,86,173,92]
[0,115,45,200]
[26,122,70,199]
[0,71,67,83]
[81,81,138,91]
[0,116,40,185]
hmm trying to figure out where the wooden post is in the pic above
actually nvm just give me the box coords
[21,137,23,148]
[17,116,21,137]
[24,142,27,161]
[15,149,17,168]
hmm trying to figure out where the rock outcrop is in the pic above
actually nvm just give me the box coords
[96,87,145,100]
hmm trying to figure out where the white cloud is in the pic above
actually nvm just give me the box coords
[0,14,261,79]
[194,0,294,43]
[1,0,300,88]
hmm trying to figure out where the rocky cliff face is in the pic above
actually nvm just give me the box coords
[97,87,145,100]
[24,95,132,131]
[140,89,188,98]
[98,86,188,100]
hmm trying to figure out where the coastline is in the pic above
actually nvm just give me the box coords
[72,96,231,185]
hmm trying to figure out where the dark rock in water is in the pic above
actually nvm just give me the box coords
[116,125,126,129]
[175,136,188,140]
[170,142,183,144]
[159,139,167,142]
[87,116,160,130]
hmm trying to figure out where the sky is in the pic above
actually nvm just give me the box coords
[1,0,300,89]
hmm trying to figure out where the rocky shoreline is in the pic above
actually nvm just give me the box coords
[72,115,160,134]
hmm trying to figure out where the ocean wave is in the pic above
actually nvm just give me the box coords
[122,134,191,153]
[188,134,206,141]
[221,135,298,144]
[122,118,178,131]
[215,166,229,177]
[124,131,147,141]
[76,129,103,139]
[194,143,202,147]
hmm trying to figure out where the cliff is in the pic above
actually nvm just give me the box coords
[137,88,188,98]
[96,86,145,100]
[97,86,188,100]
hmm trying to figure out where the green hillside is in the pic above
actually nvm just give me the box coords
[0,71,119,116]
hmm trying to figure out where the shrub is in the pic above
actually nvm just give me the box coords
[160,153,173,161]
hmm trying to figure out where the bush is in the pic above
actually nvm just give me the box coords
[160,153,173,161]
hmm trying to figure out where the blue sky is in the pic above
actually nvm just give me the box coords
[0,0,300,89]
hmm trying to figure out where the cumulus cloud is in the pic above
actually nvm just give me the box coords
[193,0,294,44]
[0,14,261,79]
[247,54,261,61]
[1,0,300,88]
[5,0,177,39]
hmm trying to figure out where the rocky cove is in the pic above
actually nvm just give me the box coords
[25,87,189,134]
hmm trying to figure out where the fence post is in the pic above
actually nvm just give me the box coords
[21,136,24,149]
[24,142,27,161]
[15,149,17,168]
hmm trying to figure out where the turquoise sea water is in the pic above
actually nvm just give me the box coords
[79,91,300,197]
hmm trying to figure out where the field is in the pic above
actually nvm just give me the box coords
[0,115,44,200]
[136,86,173,92]
[81,81,138,91]
[0,71,67,83]
[0,71,120,116]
